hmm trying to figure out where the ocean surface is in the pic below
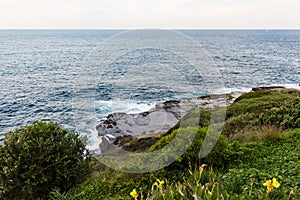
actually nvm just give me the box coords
[0,29,299,150]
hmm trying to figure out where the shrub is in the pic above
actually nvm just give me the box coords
[226,91,299,119]
[150,127,229,169]
[0,120,91,199]
[229,126,290,143]
[222,113,256,137]
[67,167,158,200]
[233,90,275,102]
[163,109,212,136]
[223,90,300,137]
[258,97,300,129]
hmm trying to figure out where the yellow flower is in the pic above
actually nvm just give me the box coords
[199,164,207,172]
[272,178,280,188]
[157,179,164,187]
[263,178,280,193]
[263,180,273,193]
[130,189,138,200]
[153,179,164,191]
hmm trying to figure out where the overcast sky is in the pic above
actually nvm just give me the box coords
[0,0,299,29]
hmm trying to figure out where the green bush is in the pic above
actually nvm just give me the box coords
[258,97,300,129]
[223,90,300,137]
[150,127,229,169]
[0,120,92,199]
[163,109,212,136]
[180,110,212,128]
[234,90,273,102]
[226,91,299,119]
[222,113,256,137]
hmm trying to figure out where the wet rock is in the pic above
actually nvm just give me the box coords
[97,93,240,140]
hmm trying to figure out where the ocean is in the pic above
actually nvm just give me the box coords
[0,29,299,150]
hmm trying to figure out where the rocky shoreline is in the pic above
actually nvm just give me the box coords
[96,86,298,153]
[96,92,240,153]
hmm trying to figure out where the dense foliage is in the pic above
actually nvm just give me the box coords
[259,96,300,129]
[0,120,91,199]
[50,90,299,200]
[2,90,299,199]
[223,90,300,137]
[223,129,300,197]
[150,127,229,169]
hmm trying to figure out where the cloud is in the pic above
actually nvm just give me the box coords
[0,0,299,28]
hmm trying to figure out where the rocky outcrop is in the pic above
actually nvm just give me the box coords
[96,87,299,153]
[96,93,241,143]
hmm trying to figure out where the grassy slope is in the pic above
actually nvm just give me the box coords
[56,90,300,199]
[224,129,300,196]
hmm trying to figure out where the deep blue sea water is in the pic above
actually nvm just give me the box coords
[0,30,299,150]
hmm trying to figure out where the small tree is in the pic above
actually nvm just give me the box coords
[0,120,91,199]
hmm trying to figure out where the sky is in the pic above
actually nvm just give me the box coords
[0,0,299,29]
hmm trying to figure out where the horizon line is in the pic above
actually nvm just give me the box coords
[0,28,300,30]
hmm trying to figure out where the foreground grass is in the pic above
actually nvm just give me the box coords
[222,128,300,199]
[50,90,299,200]
[51,129,299,200]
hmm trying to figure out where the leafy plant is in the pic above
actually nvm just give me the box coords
[0,120,91,199]
[223,90,299,137]
[258,97,300,129]
[150,127,229,169]
[47,90,300,200]
[224,129,300,196]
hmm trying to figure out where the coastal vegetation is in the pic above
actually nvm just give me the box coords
[0,89,299,199]
[0,121,91,199]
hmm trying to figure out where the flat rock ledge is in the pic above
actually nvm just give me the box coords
[96,93,241,138]
[96,92,244,153]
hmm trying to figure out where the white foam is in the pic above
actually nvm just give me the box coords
[85,127,102,153]
[95,99,157,116]
[106,134,116,139]
[213,87,252,94]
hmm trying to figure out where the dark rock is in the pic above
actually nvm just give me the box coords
[252,86,285,91]
[107,124,113,129]
[97,92,240,141]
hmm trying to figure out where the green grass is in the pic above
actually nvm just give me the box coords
[3,90,295,200]
[61,129,299,199]
[224,129,300,197]
[223,90,299,137]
